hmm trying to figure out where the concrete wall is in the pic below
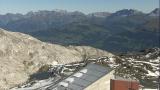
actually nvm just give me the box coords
[84,70,114,90]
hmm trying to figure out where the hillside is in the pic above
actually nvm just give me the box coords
[0,28,113,90]
[0,28,159,89]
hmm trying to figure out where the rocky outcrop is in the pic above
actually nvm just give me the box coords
[0,28,113,90]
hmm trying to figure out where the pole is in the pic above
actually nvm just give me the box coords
[130,63,132,90]
[158,0,160,89]
[158,65,160,90]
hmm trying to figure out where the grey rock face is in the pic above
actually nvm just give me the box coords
[0,28,113,90]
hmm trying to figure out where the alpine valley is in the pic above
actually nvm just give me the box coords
[0,8,159,53]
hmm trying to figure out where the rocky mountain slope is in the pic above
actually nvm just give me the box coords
[114,47,160,88]
[0,28,113,90]
[11,47,160,90]
[0,8,159,53]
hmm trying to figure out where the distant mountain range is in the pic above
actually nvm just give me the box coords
[0,8,159,53]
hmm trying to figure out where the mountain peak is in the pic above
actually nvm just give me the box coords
[26,10,67,16]
[112,9,143,17]
[25,10,85,18]
[148,8,160,16]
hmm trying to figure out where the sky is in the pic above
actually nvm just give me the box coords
[0,0,159,14]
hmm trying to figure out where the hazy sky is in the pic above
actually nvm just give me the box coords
[0,0,159,14]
